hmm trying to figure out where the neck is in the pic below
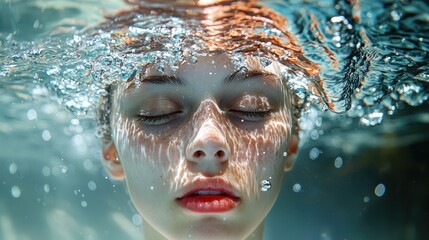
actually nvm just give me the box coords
[141,220,265,240]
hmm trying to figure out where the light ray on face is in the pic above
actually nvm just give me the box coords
[111,64,292,199]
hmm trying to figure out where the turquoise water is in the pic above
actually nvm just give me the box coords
[1,0,428,239]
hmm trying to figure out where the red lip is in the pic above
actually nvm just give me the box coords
[176,179,241,213]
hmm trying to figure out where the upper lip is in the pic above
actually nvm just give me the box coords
[176,178,240,199]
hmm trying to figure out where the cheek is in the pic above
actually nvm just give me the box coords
[113,114,183,165]
[232,110,290,165]
[112,114,190,187]
[220,110,291,197]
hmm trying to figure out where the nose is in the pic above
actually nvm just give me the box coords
[186,119,230,176]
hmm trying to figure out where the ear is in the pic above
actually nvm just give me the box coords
[102,142,125,180]
[284,135,299,172]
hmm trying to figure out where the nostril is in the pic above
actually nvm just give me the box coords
[193,150,206,158]
[215,150,225,159]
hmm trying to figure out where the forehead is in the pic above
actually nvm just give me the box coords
[112,53,288,113]
[146,53,236,82]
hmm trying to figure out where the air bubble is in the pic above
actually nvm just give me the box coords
[360,111,384,126]
[334,157,343,168]
[42,166,51,177]
[11,186,21,198]
[52,167,60,176]
[27,109,37,120]
[33,19,40,29]
[363,196,370,203]
[390,10,401,21]
[260,57,272,67]
[260,179,271,192]
[83,159,93,170]
[88,181,97,191]
[310,129,319,140]
[309,147,320,160]
[81,200,88,207]
[44,184,50,193]
[374,183,386,197]
[59,165,68,174]
[71,119,80,125]
[292,183,301,192]
[132,214,143,225]
[42,130,51,141]
[46,65,60,76]
[9,163,17,174]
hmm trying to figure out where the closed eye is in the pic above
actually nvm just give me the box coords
[136,111,182,126]
[229,109,272,122]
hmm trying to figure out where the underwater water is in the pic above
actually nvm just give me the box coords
[1,0,428,239]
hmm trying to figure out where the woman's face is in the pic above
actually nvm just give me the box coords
[104,53,297,240]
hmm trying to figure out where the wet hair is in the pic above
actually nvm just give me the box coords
[96,0,324,141]
[97,85,114,142]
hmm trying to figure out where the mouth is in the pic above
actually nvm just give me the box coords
[176,180,241,213]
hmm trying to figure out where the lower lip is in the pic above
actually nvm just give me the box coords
[176,195,240,213]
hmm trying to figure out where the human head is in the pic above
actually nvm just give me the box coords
[97,1,319,239]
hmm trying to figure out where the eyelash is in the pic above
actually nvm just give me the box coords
[136,109,271,126]
[136,112,182,125]
[229,109,272,121]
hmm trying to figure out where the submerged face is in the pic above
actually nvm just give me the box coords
[103,53,298,240]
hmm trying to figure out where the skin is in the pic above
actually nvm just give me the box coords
[102,53,299,240]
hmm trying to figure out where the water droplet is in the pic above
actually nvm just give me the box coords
[310,129,319,140]
[189,55,198,64]
[292,183,302,193]
[360,111,384,126]
[33,19,40,29]
[132,214,143,225]
[283,152,288,157]
[363,196,370,203]
[309,147,320,160]
[27,109,37,120]
[46,65,60,76]
[60,165,68,174]
[260,57,271,67]
[260,180,271,192]
[83,159,93,170]
[150,186,154,190]
[374,183,386,197]
[9,163,17,174]
[44,184,50,193]
[51,167,60,176]
[71,118,80,125]
[81,200,88,207]
[11,186,21,198]
[334,157,343,168]
[88,181,97,191]
[42,130,51,141]
[42,166,51,177]
[390,10,401,21]
[330,16,346,23]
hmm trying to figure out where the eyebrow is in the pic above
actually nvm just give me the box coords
[141,75,185,86]
[224,70,280,85]
[125,69,279,93]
